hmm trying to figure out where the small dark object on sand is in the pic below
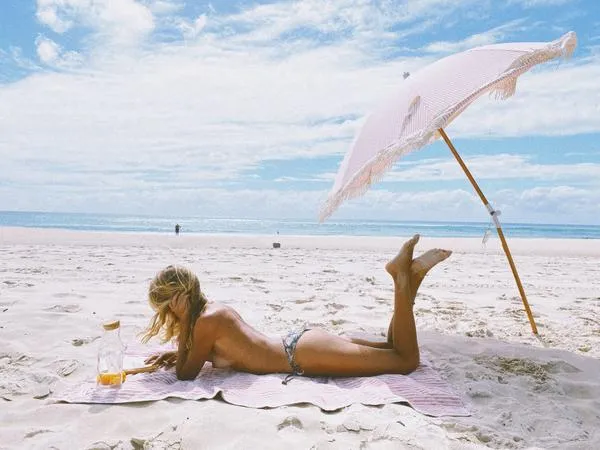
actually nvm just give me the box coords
[273,242,281,249]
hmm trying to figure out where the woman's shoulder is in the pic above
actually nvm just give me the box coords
[200,302,241,322]
[192,303,231,338]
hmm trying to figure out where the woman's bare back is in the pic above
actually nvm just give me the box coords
[198,303,290,374]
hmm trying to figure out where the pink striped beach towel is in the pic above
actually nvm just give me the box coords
[57,351,469,417]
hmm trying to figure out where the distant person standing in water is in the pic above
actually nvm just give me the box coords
[175,224,181,235]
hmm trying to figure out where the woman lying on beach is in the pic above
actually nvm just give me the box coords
[143,235,451,381]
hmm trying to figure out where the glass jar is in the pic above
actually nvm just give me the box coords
[96,320,125,386]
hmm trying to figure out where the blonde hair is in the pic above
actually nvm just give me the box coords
[141,265,208,350]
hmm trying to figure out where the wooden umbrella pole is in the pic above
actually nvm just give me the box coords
[438,128,538,335]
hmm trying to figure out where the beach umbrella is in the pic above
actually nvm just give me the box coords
[320,31,578,335]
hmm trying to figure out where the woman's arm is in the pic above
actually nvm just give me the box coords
[166,292,216,380]
[175,318,193,379]
[175,314,216,381]
[145,351,177,368]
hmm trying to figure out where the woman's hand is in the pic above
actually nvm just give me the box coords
[169,293,189,320]
[145,351,177,369]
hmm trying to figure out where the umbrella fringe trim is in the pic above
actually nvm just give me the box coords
[491,32,575,99]
[319,126,439,221]
[319,32,577,222]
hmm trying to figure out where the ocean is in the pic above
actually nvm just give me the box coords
[0,211,598,239]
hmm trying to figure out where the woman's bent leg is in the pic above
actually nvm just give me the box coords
[387,235,420,365]
[347,335,393,349]
[385,243,452,344]
[294,328,417,376]
[292,236,451,377]
[294,237,420,376]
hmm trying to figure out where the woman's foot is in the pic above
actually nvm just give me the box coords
[411,248,452,286]
[385,234,420,280]
[386,239,452,303]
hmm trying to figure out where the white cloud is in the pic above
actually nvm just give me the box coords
[145,0,183,15]
[1,46,40,72]
[422,19,529,54]
[214,0,480,47]
[1,0,598,223]
[35,35,83,68]
[0,29,430,181]
[314,153,600,223]
[36,0,155,46]
[448,57,600,138]
[178,15,207,40]
[333,184,600,224]
[508,0,574,8]
[36,2,73,33]
[497,185,600,223]
[36,36,61,64]
[384,154,600,183]
[2,176,597,223]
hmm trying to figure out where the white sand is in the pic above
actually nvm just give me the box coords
[0,227,599,449]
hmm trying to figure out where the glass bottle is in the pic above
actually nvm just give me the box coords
[96,320,125,386]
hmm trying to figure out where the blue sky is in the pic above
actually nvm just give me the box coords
[0,0,599,224]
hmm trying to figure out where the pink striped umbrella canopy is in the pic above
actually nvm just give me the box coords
[320,31,577,221]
